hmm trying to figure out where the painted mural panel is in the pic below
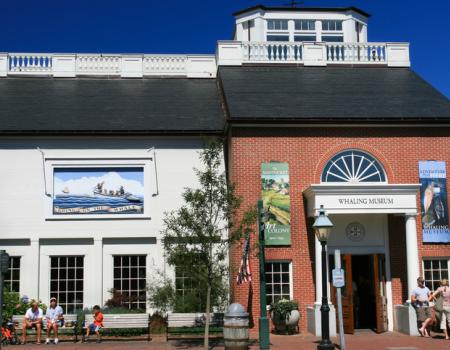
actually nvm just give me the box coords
[419,161,450,243]
[53,167,144,215]
[261,162,291,245]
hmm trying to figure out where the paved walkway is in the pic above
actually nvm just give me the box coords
[10,332,450,350]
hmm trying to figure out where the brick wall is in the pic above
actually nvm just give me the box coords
[228,126,450,334]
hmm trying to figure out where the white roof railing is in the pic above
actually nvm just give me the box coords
[0,41,410,78]
[0,53,217,78]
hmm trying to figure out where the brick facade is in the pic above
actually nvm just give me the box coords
[228,126,450,334]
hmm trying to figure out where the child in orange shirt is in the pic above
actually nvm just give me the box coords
[84,305,103,343]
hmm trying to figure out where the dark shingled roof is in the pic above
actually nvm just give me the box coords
[233,5,371,18]
[0,78,224,134]
[218,66,450,123]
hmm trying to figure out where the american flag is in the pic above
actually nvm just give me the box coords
[236,236,252,284]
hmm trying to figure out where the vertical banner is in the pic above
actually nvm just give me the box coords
[419,161,450,243]
[261,162,291,245]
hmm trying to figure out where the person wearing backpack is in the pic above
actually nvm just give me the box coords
[431,279,450,340]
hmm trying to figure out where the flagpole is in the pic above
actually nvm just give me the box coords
[258,200,270,349]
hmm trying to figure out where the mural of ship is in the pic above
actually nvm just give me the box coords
[93,182,142,203]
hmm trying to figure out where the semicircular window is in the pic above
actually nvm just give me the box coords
[321,150,386,183]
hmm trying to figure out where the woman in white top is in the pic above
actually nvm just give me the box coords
[430,279,450,340]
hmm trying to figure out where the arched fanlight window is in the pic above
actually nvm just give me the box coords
[321,150,386,183]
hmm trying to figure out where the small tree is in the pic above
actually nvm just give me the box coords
[162,140,255,350]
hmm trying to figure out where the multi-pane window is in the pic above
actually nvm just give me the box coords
[423,259,449,291]
[265,262,291,305]
[6,257,21,292]
[113,255,147,310]
[295,20,315,31]
[322,20,343,31]
[175,266,202,312]
[267,19,288,30]
[50,256,84,313]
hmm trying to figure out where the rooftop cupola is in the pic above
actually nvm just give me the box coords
[233,5,370,43]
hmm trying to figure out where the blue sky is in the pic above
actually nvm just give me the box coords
[2,0,449,97]
[54,168,144,183]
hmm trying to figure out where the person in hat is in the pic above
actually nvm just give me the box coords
[45,297,64,344]
[21,301,43,344]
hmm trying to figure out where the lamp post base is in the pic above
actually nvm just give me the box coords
[317,340,335,350]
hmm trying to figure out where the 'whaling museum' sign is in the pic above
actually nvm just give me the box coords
[261,162,291,245]
[419,161,450,243]
[53,167,144,215]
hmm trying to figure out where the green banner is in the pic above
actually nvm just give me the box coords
[261,162,291,245]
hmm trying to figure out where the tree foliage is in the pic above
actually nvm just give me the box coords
[161,139,256,349]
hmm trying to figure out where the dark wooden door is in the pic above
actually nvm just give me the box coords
[341,254,354,334]
[373,254,388,333]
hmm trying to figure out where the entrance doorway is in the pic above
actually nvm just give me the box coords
[331,254,388,334]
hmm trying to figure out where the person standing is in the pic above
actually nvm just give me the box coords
[411,277,433,337]
[21,301,43,344]
[45,297,64,344]
[430,279,450,340]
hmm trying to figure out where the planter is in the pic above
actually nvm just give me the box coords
[271,309,300,334]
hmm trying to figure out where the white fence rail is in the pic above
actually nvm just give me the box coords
[217,41,410,67]
[0,53,216,78]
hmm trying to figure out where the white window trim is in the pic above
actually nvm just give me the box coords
[265,260,294,306]
[422,257,450,291]
[43,156,153,220]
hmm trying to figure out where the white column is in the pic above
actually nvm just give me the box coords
[315,236,322,304]
[93,239,103,306]
[30,239,40,300]
[405,214,420,299]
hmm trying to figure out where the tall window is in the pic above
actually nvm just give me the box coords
[321,150,386,183]
[113,255,147,310]
[175,266,203,312]
[265,262,292,305]
[50,256,84,313]
[295,20,315,31]
[267,19,288,30]
[322,20,343,31]
[423,259,449,291]
[6,257,21,292]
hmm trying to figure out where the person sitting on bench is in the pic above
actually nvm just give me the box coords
[21,301,43,345]
[84,305,103,343]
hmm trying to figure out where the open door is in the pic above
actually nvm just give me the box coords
[373,254,388,333]
[341,254,355,334]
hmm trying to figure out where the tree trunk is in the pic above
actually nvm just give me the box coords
[204,283,211,350]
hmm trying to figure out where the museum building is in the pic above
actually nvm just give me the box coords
[0,5,449,336]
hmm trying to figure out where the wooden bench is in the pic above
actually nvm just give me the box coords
[13,314,78,342]
[166,313,224,340]
[83,313,151,341]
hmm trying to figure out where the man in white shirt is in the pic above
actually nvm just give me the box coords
[45,297,64,344]
[411,276,433,337]
[21,301,43,344]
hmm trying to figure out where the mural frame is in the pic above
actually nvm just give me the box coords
[44,157,153,220]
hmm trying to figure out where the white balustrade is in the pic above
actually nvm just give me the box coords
[8,53,52,74]
[326,43,387,63]
[76,55,121,75]
[143,55,187,75]
[242,41,303,62]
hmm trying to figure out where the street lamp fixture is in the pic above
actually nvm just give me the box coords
[312,206,335,350]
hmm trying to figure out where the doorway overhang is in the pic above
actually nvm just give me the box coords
[304,184,420,217]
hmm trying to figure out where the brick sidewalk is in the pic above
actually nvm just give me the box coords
[10,332,450,350]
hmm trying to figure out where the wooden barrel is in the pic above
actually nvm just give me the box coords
[224,316,249,350]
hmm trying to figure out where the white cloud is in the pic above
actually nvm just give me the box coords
[54,172,144,196]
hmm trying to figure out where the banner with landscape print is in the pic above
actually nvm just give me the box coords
[261,162,291,245]
[419,161,450,243]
